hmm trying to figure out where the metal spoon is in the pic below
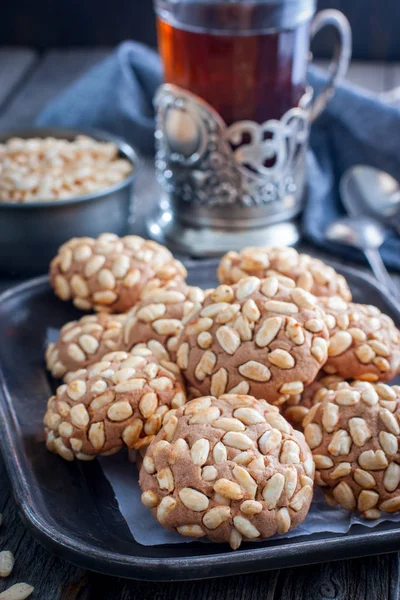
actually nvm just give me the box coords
[325,215,399,298]
[341,165,400,234]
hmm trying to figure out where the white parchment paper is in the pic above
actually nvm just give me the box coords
[98,454,400,547]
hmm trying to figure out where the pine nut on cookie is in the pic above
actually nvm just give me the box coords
[282,374,346,427]
[139,394,314,548]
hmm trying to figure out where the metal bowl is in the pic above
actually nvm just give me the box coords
[0,128,137,275]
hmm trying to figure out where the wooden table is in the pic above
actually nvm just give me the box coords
[0,48,400,600]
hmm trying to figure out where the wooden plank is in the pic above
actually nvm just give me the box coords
[314,0,400,62]
[315,60,388,93]
[0,1,157,50]
[1,1,400,61]
[0,48,37,110]
[272,554,397,600]
[0,453,87,600]
[382,64,400,104]
[387,64,400,89]
[21,549,396,600]
[0,49,111,130]
[346,62,387,93]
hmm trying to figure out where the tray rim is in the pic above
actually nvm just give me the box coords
[1,264,400,581]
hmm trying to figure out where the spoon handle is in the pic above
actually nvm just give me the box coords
[364,248,399,298]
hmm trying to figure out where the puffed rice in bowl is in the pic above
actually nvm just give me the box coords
[0,128,137,274]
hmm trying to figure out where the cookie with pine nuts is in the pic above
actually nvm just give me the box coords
[139,394,314,548]
[320,297,400,382]
[50,233,187,313]
[122,284,206,362]
[45,313,126,380]
[44,349,186,461]
[217,247,352,302]
[303,380,400,518]
[176,277,330,405]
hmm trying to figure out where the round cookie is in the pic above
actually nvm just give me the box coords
[50,233,187,313]
[122,284,206,361]
[44,349,186,461]
[139,394,314,549]
[303,381,400,518]
[282,374,346,428]
[320,297,400,382]
[218,247,351,302]
[176,277,330,405]
[46,313,126,380]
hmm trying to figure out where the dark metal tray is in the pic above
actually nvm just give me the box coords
[1,259,400,582]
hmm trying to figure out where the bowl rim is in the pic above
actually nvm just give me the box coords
[0,127,138,209]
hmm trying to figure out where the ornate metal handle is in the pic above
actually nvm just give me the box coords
[310,9,352,122]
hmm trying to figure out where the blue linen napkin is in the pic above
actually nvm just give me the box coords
[37,41,400,269]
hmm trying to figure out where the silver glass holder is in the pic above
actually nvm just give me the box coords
[148,9,352,256]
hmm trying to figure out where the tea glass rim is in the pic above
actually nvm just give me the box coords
[154,0,317,34]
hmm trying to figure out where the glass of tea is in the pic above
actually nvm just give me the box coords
[149,0,352,255]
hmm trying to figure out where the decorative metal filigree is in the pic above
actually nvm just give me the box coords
[154,84,312,207]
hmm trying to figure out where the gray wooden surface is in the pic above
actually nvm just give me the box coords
[0,49,399,600]
[0,48,36,110]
